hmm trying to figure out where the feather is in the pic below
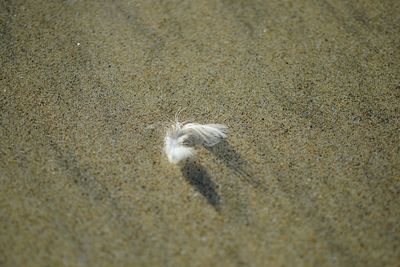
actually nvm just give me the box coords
[181,123,228,146]
[164,121,228,164]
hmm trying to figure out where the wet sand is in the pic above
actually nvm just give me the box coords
[1,0,399,266]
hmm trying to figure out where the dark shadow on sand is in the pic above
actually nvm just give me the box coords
[181,160,221,210]
[206,140,263,189]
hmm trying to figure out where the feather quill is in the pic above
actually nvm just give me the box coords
[164,121,228,164]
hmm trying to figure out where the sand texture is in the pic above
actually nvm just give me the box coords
[1,0,399,266]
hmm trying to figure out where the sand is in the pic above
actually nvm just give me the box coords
[1,0,399,266]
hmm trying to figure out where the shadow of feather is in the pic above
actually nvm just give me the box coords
[206,140,263,189]
[181,160,221,211]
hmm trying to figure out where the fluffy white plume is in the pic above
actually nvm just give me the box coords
[164,122,228,164]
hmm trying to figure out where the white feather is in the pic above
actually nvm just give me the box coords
[164,121,228,164]
[181,123,228,146]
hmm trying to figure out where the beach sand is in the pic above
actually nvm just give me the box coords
[1,0,399,266]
